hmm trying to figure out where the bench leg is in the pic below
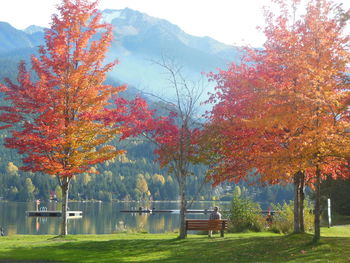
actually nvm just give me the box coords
[220,230,224,237]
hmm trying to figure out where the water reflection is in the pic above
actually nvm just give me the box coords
[0,201,229,235]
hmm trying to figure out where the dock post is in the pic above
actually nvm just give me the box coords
[36,200,40,211]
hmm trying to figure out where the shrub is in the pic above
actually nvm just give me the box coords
[227,195,265,232]
[270,201,314,234]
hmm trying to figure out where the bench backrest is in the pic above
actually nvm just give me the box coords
[185,219,228,231]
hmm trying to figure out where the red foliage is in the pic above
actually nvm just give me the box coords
[0,0,149,178]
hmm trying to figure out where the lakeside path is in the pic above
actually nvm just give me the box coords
[0,227,349,262]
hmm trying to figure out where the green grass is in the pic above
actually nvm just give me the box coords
[0,227,349,262]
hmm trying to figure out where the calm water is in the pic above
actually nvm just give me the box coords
[0,201,230,235]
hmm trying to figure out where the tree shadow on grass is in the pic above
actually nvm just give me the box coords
[1,234,350,263]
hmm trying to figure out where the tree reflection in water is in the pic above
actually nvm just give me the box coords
[0,201,230,235]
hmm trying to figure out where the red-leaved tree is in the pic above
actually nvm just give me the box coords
[0,0,150,236]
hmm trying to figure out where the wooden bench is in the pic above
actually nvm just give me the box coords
[185,219,228,237]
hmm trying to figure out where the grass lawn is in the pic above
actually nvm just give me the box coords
[0,227,349,262]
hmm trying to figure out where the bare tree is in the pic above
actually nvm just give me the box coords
[143,56,207,239]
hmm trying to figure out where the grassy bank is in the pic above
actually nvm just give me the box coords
[0,227,349,262]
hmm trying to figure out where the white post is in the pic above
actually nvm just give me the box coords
[36,199,40,211]
[327,198,331,228]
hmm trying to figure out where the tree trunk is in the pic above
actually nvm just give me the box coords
[299,172,305,233]
[293,172,301,233]
[294,171,306,233]
[313,166,321,243]
[60,177,70,236]
[178,175,187,239]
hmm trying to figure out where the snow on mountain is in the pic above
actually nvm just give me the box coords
[102,9,123,23]
[24,25,45,35]
[101,8,240,100]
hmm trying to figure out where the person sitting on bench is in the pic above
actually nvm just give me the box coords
[209,206,221,237]
[209,206,221,220]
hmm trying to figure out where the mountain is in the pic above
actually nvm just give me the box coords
[0,22,40,54]
[102,8,240,97]
[0,23,44,83]
[23,25,45,35]
[0,8,241,98]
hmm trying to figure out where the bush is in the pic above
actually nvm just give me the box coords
[227,195,265,232]
[270,201,314,234]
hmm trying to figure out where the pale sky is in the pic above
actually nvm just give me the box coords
[0,0,348,47]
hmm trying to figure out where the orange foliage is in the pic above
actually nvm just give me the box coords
[206,0,350,186]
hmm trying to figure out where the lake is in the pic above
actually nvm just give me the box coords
[0,201,230,235]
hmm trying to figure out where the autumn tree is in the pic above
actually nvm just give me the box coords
[24,178,36,201]
[253,0,350,242]
[6,162,19,176]
[141,58,205,239]
[135,174,150,200]
[206,0,350,242]
[0,0,143,236]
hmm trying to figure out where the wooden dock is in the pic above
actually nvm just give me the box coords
[120,209,275,215]
[120,209,214,214]
[26,211,82,218]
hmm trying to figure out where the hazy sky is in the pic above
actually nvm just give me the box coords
[0,0,348,47]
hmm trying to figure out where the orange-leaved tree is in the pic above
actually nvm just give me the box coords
[0,0,146,236]
[206,0,350,242]
[250,0,350,242]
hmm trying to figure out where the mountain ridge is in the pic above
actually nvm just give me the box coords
[0,8,241,97]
